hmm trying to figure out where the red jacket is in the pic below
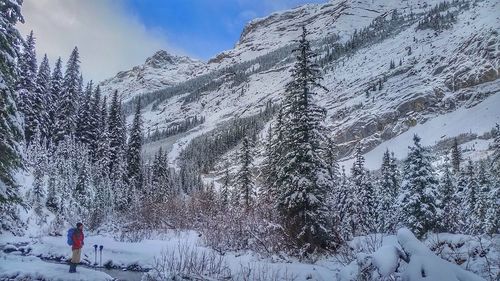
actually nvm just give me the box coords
[72,230,84,250]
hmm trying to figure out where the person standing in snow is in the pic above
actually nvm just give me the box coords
[69,222,84,273]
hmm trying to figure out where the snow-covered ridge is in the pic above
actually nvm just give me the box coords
[104,0,498,168]
[99,50,206,102]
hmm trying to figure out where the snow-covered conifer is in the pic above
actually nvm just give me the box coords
[54,47,81,143]
[274,26,334,253]
[126,99,144,198]
[235,136,254,209]
[451,138,461,174]
[397,135,439,238]
[0,0,24,205]
[35,54,50,141]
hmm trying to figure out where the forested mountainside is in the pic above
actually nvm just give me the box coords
[101,0,499,166]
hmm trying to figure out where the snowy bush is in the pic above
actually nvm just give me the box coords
[338,228,489,281]
[427,234,499,281]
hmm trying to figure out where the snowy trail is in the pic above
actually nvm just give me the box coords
[40,259,145,281]
[0,231,340,280]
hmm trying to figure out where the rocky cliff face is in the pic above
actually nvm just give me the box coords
[100,0,500,169]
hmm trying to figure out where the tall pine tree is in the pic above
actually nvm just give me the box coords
[347,145,376,235]
[35,54,50,141]
[438,157,459,232]
[54,47,80,143]
[0,0,24,204]
[107,90,125,174]
[397,135,439,238]
[451,138,461,174]
[17,31,38,143]
[377,149,399,232]
[88,85,101,160]
[463,159,479,234]
[126,99,144,202]
[46,57,63,144]
[75,81,93,145]
[235,136,254,209]
[273,26,334,254]
[96,96,110,170]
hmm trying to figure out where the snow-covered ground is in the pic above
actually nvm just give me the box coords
[0,230,339,280]
[1,229,497,281]
[0,253,113,281]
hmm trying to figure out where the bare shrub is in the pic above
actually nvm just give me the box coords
[233,263,298,281]
[142,242,231,281]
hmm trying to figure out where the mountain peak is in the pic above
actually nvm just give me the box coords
[145,50,197,68]
[99,49,206,102]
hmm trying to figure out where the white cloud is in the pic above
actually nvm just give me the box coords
[17,0,175,82]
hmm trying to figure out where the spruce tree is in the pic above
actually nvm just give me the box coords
[150,147,171,204]
[349,145,376,234]
[397,135,439,238]
[88,85,101,160]
[0,0,24,205]
[126,99,144,200]
[235,136,254,209]
[274,26,333,253]
[377,149,399,232]
[472,160,489,233]
[54,47,80,143]
[108,91,125,174]
[75,159,93,218]
[47,57,63,144]
[451,138,461,174]
[17,30,37,93]
[455,164,469,231]
[17,31,39,143]
[485,124,500,234]
[262,109,284,201]
[463,159,479,234]
[220,165,230,208]
[438,158,458,232]
[97,96,110,170]
[35,54,50,141]
[492,124,500,175]
[484,185,499,235]
[334,166,351,239]
[75,81,93,145]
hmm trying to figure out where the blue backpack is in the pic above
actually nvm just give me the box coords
[67,228,75,246]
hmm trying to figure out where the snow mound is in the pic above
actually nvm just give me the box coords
[371,245,403,277]
[339,228,488,281]
[397,228,486,281]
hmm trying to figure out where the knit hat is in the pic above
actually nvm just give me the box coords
[76,222,83,228]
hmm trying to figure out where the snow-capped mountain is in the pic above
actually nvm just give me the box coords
[99,50,206,101]
[100,0,500,169]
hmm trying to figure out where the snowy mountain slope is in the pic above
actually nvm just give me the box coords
[210,0,436,67]
[341,90,500,170]
[99,50,206,102]
[101,0,499,170]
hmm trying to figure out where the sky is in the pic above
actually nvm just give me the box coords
[18,0,327,82]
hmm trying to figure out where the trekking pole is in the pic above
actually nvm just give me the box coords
[93,245,98,266]
[99,245,103,267]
